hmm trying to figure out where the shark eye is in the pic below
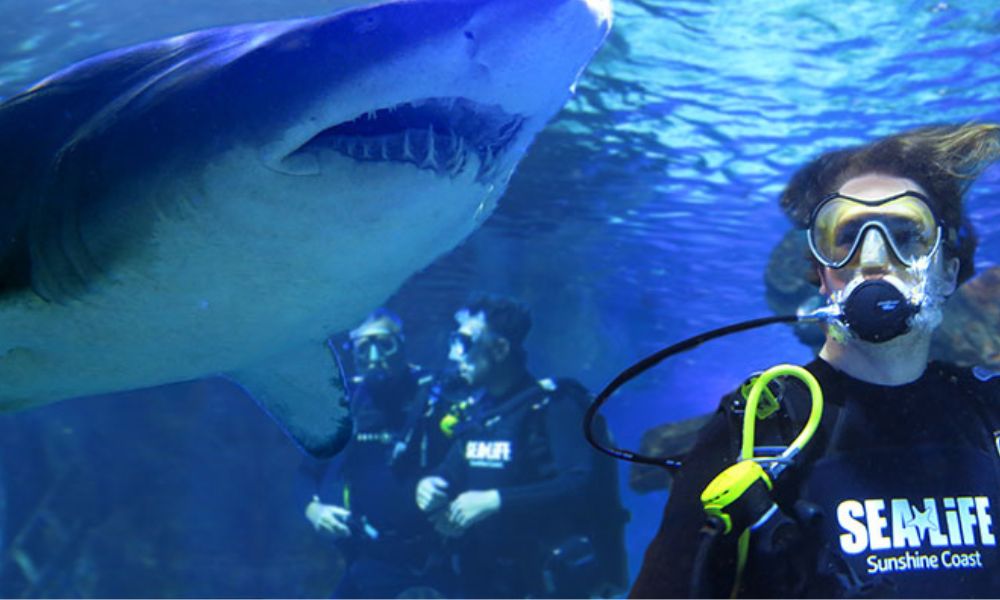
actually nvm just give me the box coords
[351,14,380,34]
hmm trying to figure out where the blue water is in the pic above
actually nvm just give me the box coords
[1,0,999,596]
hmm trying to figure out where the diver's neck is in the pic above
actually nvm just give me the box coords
[819,331,931,386]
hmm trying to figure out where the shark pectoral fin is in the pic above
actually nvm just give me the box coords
[227,340,353,459]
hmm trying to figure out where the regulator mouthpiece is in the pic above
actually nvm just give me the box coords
[840,279,918,343]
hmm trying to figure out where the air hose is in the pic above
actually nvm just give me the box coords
[582,314,828,598]
[583,314,799,469]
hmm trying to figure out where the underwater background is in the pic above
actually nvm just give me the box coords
[1,0,999,596]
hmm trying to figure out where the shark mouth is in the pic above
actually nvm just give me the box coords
[290,98,525,183]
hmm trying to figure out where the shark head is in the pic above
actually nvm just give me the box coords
[17,0,614,320]
[261,0,614,182]
[220,0,616,316]
[0,0,611,457]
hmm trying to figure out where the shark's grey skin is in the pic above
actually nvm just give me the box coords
[0,0,612,457]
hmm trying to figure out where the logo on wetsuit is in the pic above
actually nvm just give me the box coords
[837,496,996,574]
[465,440,513,469]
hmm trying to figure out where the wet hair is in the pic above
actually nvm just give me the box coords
[780,123,1000,285]
[462,294,532,362]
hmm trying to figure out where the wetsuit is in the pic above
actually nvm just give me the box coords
[432,374,595,598]
[631,358,1000,598]
[300,367,457,598]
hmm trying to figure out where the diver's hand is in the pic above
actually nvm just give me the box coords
[430,508,465,538]
[305,498,352,539]
[416,476,450,512]
[446,489,501,530]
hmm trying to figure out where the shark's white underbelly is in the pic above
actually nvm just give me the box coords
[0,149,495,407]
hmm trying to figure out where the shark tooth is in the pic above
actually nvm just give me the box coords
[447,136,465,173]
[402,130,413,160]
[422,125,437,168]
[450,149,466,178]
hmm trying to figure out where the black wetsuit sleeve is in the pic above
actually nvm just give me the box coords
[432,435,467,491]
[629,407,739,599]
[498,394,592,513]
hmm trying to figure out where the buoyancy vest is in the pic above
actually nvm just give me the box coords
[726,360,1000,598]
[452,378,630,597]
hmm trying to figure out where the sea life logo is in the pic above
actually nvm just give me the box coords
[465,440,513,469]
[837,496,996,574]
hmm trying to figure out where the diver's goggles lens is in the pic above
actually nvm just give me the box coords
[807,192,942,268]
[353,335,399,360]
[449,332,475,357]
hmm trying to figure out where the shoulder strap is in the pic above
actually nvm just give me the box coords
[392,368,444,469]
[398,367,435,431]
[476,382,549,423]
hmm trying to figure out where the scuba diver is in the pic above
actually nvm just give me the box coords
[415,295,629,599]
[299,309,459,598]
[625,124,1000,598]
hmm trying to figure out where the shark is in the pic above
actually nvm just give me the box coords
[0,0,612,457]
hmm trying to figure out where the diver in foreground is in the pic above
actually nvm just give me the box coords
[628,124,1000,598]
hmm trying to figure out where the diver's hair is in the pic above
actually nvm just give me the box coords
[462,294,532,362]
[350,307,404,341]
[781,123,1000,285]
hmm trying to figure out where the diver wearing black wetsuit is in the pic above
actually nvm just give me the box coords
[631,123,1000,599]
[432,374,594,598]
[303,365,456,598]
[631,357,1000,598]
[415,296,600,598]
[300,310,458,598]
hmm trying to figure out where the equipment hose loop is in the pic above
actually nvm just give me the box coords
[583,315,797,471]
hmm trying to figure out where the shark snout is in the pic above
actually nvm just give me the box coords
[265,0,612,187]
[458,0,612,115]
[586,0,614,26]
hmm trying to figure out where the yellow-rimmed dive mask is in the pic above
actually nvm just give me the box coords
[807,191,943,269]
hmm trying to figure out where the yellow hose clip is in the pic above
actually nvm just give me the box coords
[740,364,823,463]
[439,398,472,438]
[701,460,774,535]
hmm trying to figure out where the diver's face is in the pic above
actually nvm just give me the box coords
[817,174,958,299]
[449,314,505,387]
[353,333,405,380]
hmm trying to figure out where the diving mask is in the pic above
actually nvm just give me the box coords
[448,332,475,360]
[807,191,942,269]
[353,334,400,366]
[449,309,487,362]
